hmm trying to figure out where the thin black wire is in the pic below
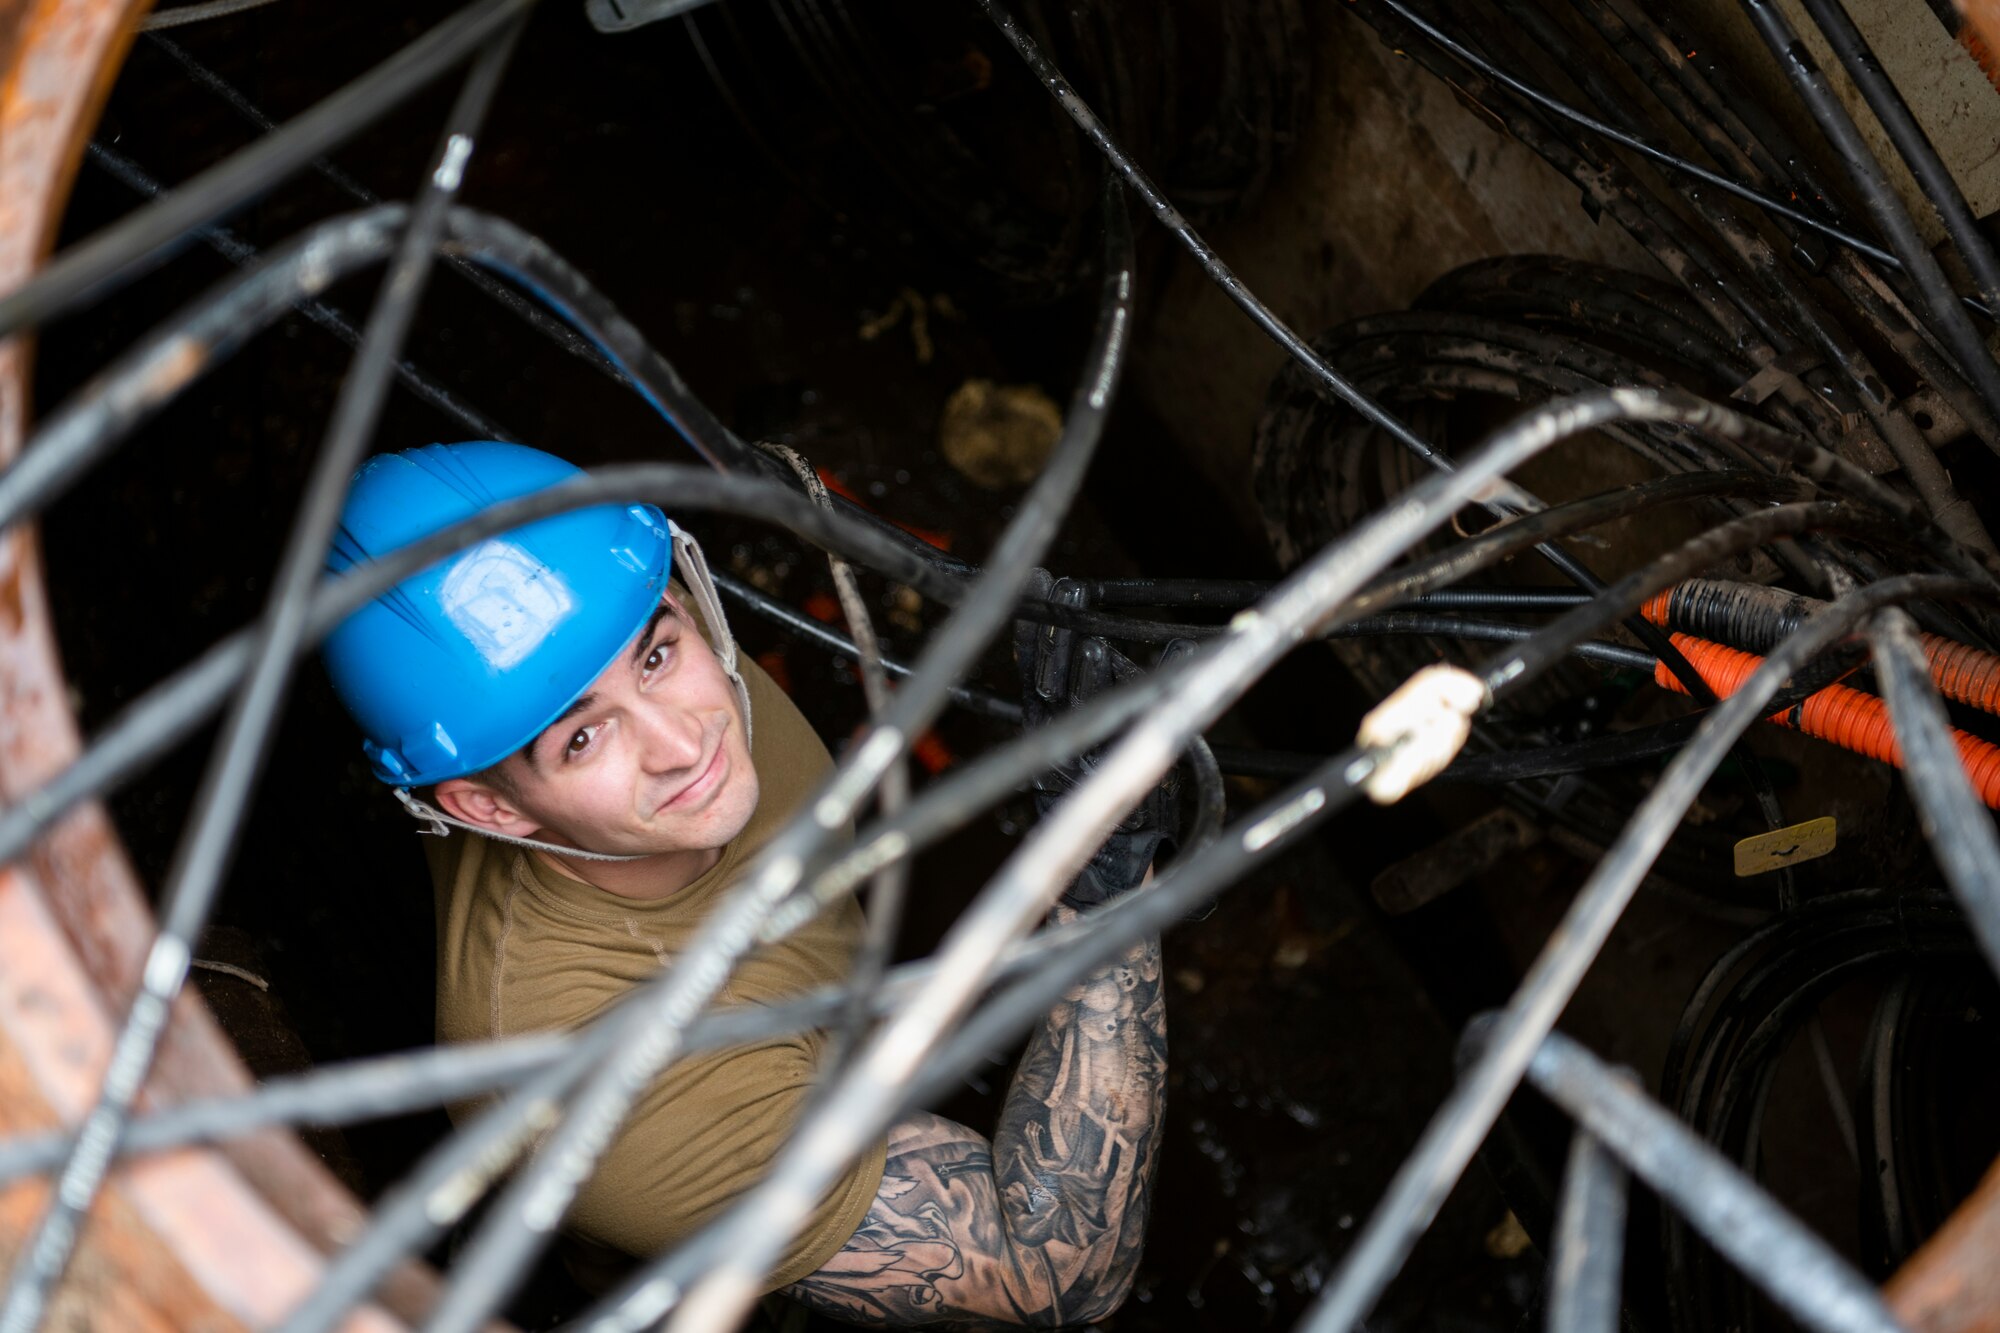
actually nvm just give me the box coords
[713,569,1022,722]
[0,0,533,341]
[0,21,526,1333]
[1368,0,1912,283]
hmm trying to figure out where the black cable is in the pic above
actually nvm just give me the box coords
[1222,639,1871,787]
[1018,597,1661,665]
[1739,0,2000,428]
[713,569,1021,722]
[1354,470,1812,614]
[1520,1029,1907,1333]
[1547,1127,1630,1333]
[972,0,1748,688]
[1657,893,1975,1331]
[1410,587,1590,611]
[1367,0,1913,281]
[0,206,408,536]
[1334,614,1656,670]
[1870,609,2000,973]
[1799,0,2000,320]
[1083,577,1271,608]
[0,0,532,341]
[1478,504,1931,705]
[84,145,512,441]
[144,31,630,382]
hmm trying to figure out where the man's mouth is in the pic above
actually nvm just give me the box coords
[661,736,728,812]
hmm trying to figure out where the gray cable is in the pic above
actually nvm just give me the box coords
[139,0,285,30]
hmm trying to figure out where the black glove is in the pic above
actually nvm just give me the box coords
[1016,570,1187,911]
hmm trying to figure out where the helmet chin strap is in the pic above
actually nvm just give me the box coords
[669,520,754,746]
[391,524,755,864]
[394,787,651,862]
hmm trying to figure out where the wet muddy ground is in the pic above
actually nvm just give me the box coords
[28,2,1577,1326]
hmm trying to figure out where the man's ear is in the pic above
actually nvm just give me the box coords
[434,775,543,838]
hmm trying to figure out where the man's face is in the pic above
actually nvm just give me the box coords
[466,595,760,862]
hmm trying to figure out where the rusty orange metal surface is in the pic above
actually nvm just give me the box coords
[1890,1154,2000,1333]
[0,1,434,1327]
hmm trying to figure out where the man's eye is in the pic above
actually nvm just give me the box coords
[565,726,596,756]
[644,645,668,672]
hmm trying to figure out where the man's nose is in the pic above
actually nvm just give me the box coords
[632,701,705,773]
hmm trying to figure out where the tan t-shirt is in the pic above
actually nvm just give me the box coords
[426,653,886,1290]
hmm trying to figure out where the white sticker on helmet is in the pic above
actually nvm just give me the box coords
[441,540,575,669]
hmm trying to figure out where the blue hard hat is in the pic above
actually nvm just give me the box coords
[323,441,672,786]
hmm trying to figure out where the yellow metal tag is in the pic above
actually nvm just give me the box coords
[1733,817,1837,877]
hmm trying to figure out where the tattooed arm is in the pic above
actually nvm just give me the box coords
[785,915,1168,1328]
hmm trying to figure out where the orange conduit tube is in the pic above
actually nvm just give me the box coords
[1641,587,2000,719]
[1652,631,2000,810]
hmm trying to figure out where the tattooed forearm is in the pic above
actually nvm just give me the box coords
[994,921,1166,1319]
[788,920,1168,1327]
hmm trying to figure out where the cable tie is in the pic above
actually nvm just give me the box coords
[1355,664,1487,804]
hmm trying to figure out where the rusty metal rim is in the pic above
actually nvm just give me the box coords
[0,2,445,1327]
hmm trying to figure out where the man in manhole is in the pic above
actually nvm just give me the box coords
[322,441,1170,1325]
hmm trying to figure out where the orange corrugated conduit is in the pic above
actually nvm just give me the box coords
[1651,631,2000,810]
[1641,582,2000,720]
